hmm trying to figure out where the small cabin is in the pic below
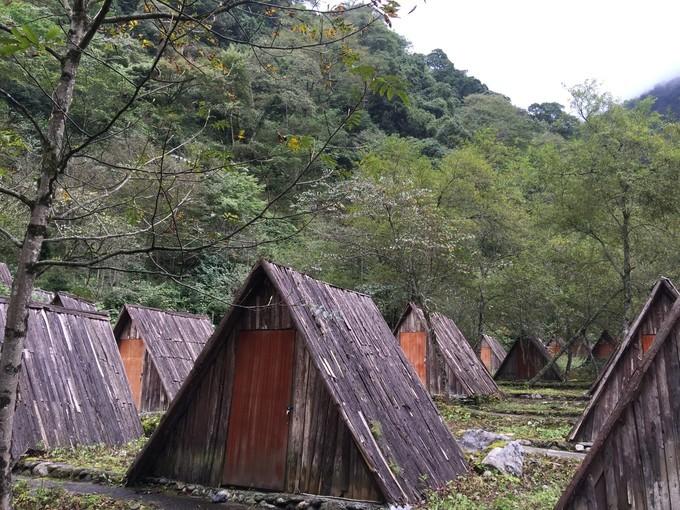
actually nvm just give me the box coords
[477,334,507,375]
[0,298,141,457]
[494,336,563,382]
[52,291,97,312]
[556,298,680,509]
[126,261,466,505]
[591,330,617,360]
[113,304,214,413]
[0,262,11,289]
[393,303,499,398]
[568,277,678,443]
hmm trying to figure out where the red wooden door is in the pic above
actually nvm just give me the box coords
[223,329,295,491]
[480,345,492,370]
[641,334,655,353]
[119,338,145,409]
[399,331,427,384]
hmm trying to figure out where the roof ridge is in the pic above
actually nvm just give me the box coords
[124,303,211,320]
[0,297,108,319]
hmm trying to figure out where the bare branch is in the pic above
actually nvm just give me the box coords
[0,185,33,208]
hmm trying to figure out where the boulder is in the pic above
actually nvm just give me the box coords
[458,429,511,452]
[482,440,524,476]
[32,462,50,477]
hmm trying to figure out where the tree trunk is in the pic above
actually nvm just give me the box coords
[0,8,88,507]
[621,206,632,335]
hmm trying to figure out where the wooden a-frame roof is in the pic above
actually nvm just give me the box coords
[591,329,616,354]
[394,303,499,396]
[568,277,679,442]
[52,291,97,312]
[494,336,564,381]
[0,263,11,288]
[0,298,142,458]
[127,261,466,504]
[556,297,680,509]
[480,333,507,363]
[113,304,214,402]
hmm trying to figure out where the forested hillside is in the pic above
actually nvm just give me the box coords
[2,0,680,351]
[638,76,680,118]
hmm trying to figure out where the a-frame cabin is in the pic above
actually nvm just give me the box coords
[393,303,499,398]
[113,304,214,413]
[477,334,507,375]
[0,298,142,458]
[494,336,563,382]
[556,298,680,509]
[568,277,678,443]
[591,330,617,361]
[52,291,97,312]
[126,261,466,505]
[0,263,11,289]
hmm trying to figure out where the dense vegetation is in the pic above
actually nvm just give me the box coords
[2,0,680,355]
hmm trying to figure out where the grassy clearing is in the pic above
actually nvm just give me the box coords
[24,438,147,478]
[419,455,579,510]
[498,385,588,399]
[12,480,156,510]
[475,398,586,417]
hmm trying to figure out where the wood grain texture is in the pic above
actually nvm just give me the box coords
[478,334,506,375]
[556,298,680,510]
[399,332,427,384]
[51,291,97,312]
[569,278,678,443]
[0,263,11,288]
[394,303,499,398]
[0,298,142,459]
[592,330,617,360]
[494,336,563,382]
[127,261,466,505]
[113,304,214,412]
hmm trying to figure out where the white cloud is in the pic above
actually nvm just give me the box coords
[391,0,680,108]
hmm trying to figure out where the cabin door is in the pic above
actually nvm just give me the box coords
[223,329,295,491]
[118,338,145,409]
[399,331,427,384]
[480,345,492,370]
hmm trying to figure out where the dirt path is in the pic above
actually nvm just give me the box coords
[17,476,250,509]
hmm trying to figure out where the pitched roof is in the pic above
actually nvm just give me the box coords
[556,298,680,509]
[494,336,564,381]
[0,298,142,457]
[113,304,213,402]
[569,277,678,442]
[591,329,616,354]
[0,263,12,288]
[52,291,97,312]
[395,303,499,396]
[480,333,507,363]
[127,261,466,504]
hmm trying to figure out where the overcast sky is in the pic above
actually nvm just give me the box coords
[391,0,680,109]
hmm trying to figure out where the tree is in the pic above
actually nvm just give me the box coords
[538,90,680,332]
[0,1,404,506]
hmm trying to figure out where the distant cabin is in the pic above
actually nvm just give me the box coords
[126,261,466,505]
[592,330,617,361]
[545,337,590,358]
[494,336,563,382]
[393,303,499,398]
[477,334,507,375]
[113,304,214,413]
[52,291,97,312]
[0,263,11,289]
[556,298,680,509]
[568,277,678,443]
[0,298,141,458]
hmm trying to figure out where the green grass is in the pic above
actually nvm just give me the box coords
[474,399,586,417]
[498,385,588,399]
[12,480,156,509]
[25,438,147,478]
[419,455,579,509]
[438,402,574,444]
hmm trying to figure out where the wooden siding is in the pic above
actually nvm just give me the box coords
[0,262,11,288]
[478,334,506,375]
[0,299,142,458]
[119,338,145,409]
[128,262,465,505]
[394,304,499,398]
[569,278,678,443]
[114,304,213,412]
[592,330,617,360]
[556,299,680,510]
[399,332,427,384]
[52,292,97,312]
[494,337,563,382]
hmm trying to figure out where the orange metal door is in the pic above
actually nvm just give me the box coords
[480,345,492,370]
[119,338,145,409]
[223,329,295,491]
[399,331,427,384]
[641,334,655,353]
